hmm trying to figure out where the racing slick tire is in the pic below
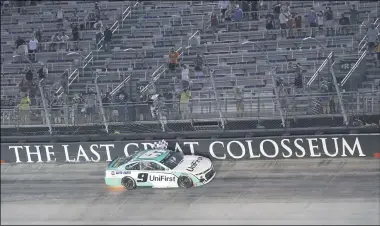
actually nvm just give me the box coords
[121,176,136,190]
[178,176,193,188]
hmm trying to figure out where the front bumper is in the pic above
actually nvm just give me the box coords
[198,167,216,185]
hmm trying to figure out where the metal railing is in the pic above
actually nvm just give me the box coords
[55,51,93,97]
[2,91,378,133]
[341,50,368,87]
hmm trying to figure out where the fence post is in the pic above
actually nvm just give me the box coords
[38,79,52,135]
[95,74,109,133]
[330,62,349,126]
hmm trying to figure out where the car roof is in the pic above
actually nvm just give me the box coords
[132,149,171,162]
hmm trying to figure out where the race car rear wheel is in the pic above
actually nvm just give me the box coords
[178,176,193,188]
[121,176,136,190]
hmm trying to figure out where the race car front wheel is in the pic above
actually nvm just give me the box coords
[178,176,193,188]
[121,176,136,190]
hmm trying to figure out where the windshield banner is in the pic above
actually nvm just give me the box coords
[1,134,379,163]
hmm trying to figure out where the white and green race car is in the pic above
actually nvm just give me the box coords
[105,146,216,189]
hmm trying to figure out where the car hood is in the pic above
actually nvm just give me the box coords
[173,155,212,175]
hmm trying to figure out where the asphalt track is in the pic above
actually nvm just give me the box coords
[1,159,379,225]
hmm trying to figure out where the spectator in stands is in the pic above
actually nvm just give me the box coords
[60,31,69,51]
[265,16,275,39]
[193,53,204,79]
[168,48,179,74]
[102,92,111,120]
[94,20,103,48]
[279,9,288,37]
[339,14,350,35]
[56,6,64,28]
[294,13,302,37]
[210,11,218,33]
[292,62,303,94]
[319,79,330,114]
[15,36,27,62]
[181,64,190,90]
[307,8,318,37]
[25,66,33,82]
[324,7,334,36]
[234,86,244,117]
[287,13,296,38]
[273,1,281,23]
[48,32,60,52]
[116,93,128,122]
[276,77,287,110]
[376,42,380,67]
[103,26,112,52]
[28,36,38,62]
[71,23,79,50]
[19,78,28,94]
[218,0,229,20]
[34,27,43,51]
[95,2,101,20]
[37,64,48,81]
[61,69,69,94]
[19,93,31,124]
[179,88,191,120]
[349,4,359,33]
[250,0,258,20]
[366,24,379,54]
[233,5,243,29]
[317,11,324,35]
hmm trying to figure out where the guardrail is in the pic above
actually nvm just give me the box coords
[341,50,367,87]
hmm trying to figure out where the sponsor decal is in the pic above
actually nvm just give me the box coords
[1,134,379,163]
[149,175,176,182]
[186,157,203,172]
[111,171,116,175]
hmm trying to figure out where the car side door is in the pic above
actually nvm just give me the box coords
[137,161,177,188]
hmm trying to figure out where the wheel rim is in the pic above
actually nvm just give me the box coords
[123,179,134,189]
[180,177,191,188]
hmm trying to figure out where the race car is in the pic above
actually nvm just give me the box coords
[105,141,216,189]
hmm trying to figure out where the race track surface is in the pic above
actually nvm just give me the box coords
[1,159,379,225]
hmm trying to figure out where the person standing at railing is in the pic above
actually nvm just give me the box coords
[34,27,43,51]
[234,86,244,117]
[168,48,180,75]
[349,4,359,34]
[94,19,104,49]
[193,53,204,79]
[218,0,229,20]
[28,36,38,62]
[103,26,112,52]
[18,93,31,125]
[181,64,190,90]
[15,36,27,63]
[279,9,288,38]
[179,88,191,120]
[48,32,60,52]
[71,23,79,51]
[376,42,380,67]
[324,7,334,36]
[307,8,318,37]
[61,69,69,95]
[60,31,69,51]
[232,5,243,30]
[210,11,218,34]
[319,80,330,114]
[338,13,350,35]
[366,24,379,54]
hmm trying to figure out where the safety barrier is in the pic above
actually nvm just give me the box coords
[1,134,379,163]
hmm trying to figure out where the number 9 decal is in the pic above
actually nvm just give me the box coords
[137,173,148,182]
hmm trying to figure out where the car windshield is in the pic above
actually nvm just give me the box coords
[160,151,184,170]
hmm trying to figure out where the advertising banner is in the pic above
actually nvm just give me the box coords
[1,134,379,163]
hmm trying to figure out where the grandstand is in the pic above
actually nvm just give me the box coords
[1,0,379,137]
